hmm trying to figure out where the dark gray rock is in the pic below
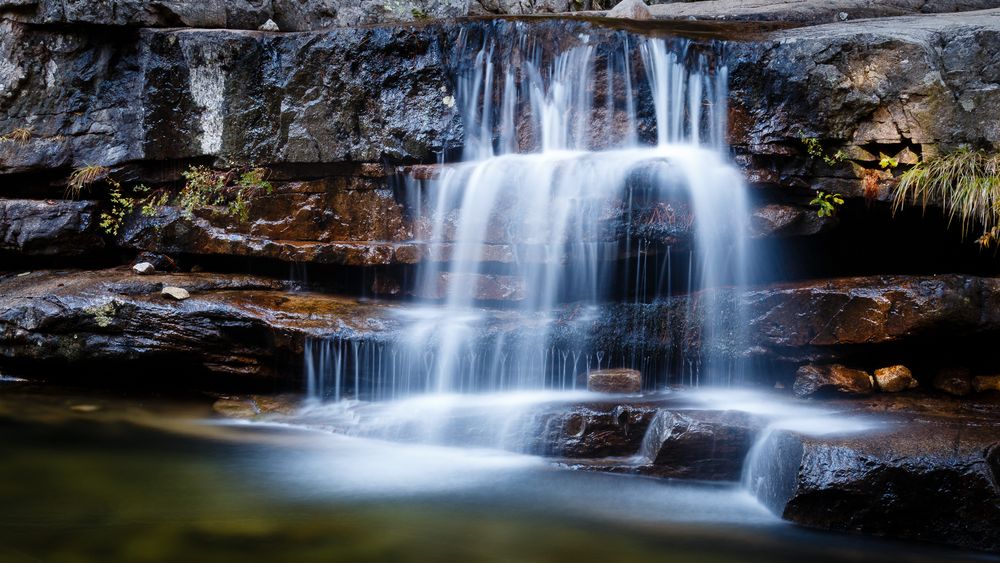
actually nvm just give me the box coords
[0,199,104,255]
[728,10,1000,198]
[0,20,461,178]
[748,418,1000,551]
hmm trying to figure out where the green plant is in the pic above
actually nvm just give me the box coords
[179,165,272,222]
[810,191,845,217]
[0,127,31,144]
[66,165,110,199]
[801,136,847,166]
[879,152,899,170]
[410,7,428,19]
[98,182,145,236]
[892,148,1000,247]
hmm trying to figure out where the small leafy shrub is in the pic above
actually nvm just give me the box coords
[892,147,1000,247]
[0,127,31,144]
[93,164,272,236]
[99,183,154,236]
[66,165,110,199]
[810,191,845,217]
[178,165,272,222]
[801,136,847,166]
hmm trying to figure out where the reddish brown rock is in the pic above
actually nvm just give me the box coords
[587,369,642,394]
[873,365,918,393]
[793,364,873,398]
[640,409,761,480]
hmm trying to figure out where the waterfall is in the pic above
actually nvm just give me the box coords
[306,22,750,401]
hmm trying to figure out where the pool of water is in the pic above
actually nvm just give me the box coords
[0,382,992,563]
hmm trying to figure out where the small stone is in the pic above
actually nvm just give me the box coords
[838,11,849,21]
[588,369,642,394]
[132,261,155,275]
[933,368,973,396]
[161,286,190,300]
[972,375,1000,394]
[607,0,652,20]
[793,364,873,398]
[258,19,279,32]
[874,365,918,392]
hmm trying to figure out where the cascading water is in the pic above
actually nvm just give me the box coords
[305,22,750,402]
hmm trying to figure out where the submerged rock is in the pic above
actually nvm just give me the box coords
[873,365,918,393]
[587,369,642,394]
[792,364,872,398]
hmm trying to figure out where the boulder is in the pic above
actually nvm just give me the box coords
[873,365,918,392]
[541,403,658,458]
[639,409,760,480]
[607,0,652,20]
[933,368,973,397]
[748,415,1000,551]
[587,369,642,394]
[792,364,873,398]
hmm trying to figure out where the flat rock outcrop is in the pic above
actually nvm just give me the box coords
[0,268,401,379]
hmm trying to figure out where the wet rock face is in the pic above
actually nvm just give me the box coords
[756,418,1000,551]
[728,11,1000,198]
[0,20,460,176]
[792,364,872,398]
[0,199,103,255]
[640,409,760,480]
[741,275,1000,359]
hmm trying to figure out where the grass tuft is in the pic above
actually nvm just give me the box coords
[0,127,32,144]
[66,165,110,199]
[892,148,1000,246]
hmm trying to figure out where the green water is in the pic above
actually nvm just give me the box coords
[0,383,991,563]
